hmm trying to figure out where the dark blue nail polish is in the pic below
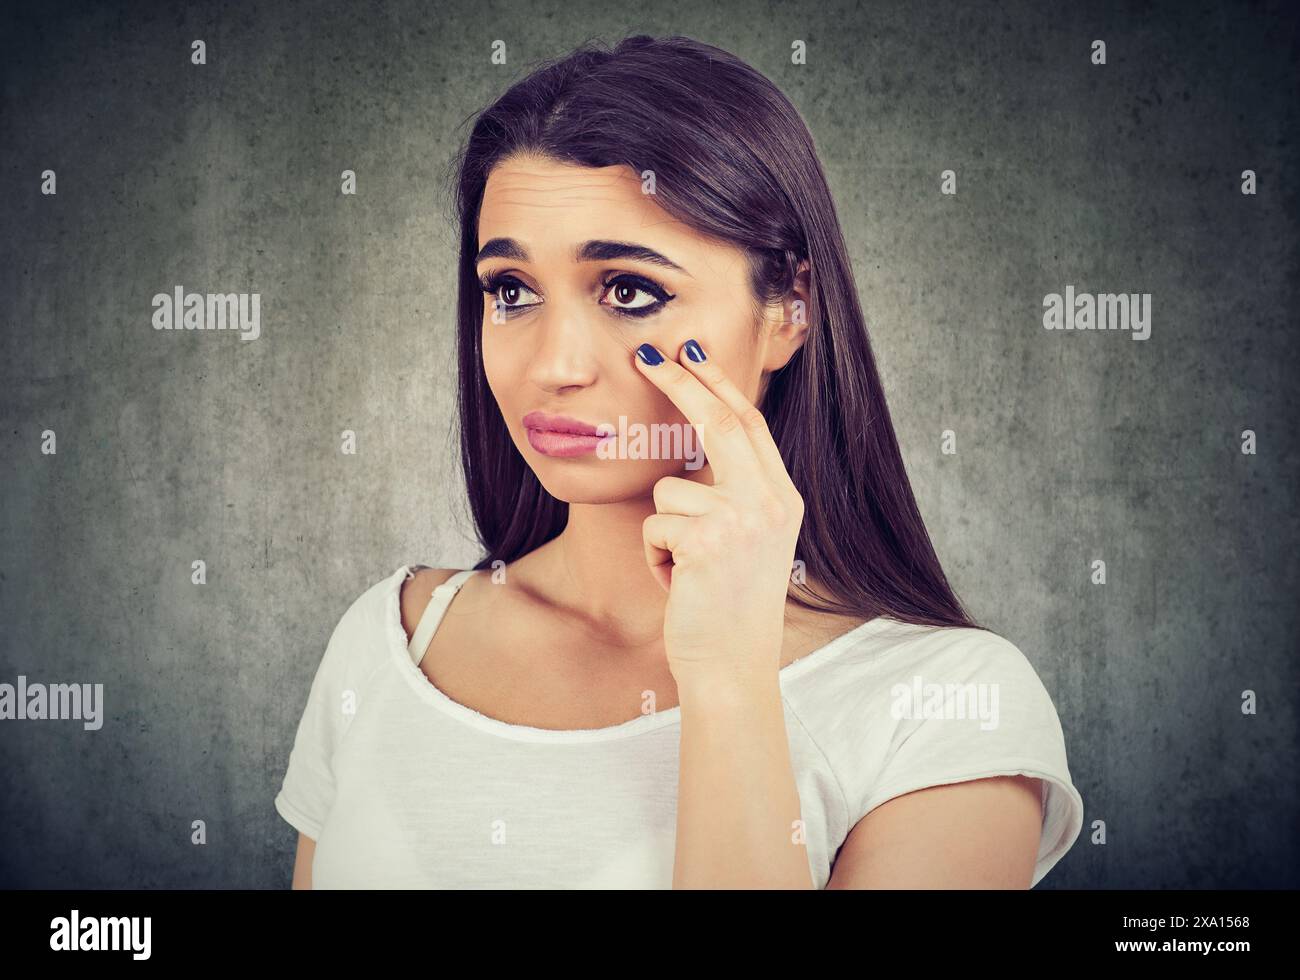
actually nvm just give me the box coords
[684,339,706,362]
[636,343,664,366]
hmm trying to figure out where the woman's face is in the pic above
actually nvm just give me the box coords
[476,152,805,503]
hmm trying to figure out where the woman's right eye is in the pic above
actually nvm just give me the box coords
[479,274,542,316]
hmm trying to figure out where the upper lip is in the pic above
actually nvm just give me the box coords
[522,411,604,436]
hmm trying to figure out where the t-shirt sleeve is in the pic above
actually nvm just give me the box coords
[273,583,382,841]
[838,628,1085,888]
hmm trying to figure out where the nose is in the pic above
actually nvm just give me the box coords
[524,297,605,393]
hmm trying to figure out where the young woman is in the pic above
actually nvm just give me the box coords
[275,34,1084,889]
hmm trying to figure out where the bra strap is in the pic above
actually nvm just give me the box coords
[407,568,478,666]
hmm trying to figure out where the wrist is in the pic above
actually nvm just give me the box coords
[672,658,783,712]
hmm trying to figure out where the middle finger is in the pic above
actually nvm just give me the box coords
[632,342,761,486]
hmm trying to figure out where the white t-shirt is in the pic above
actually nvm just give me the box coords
[275,563,1085,888]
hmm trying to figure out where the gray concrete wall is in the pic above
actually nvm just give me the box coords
[0,0,1296,887]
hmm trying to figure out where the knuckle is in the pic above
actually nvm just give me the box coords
[710,405,742,434]
[715,504,741,530]
[698,524,727,553]
[757,493,789,527]
[789,491,806,519]
[738,508,767,536]
[738,405,769,433]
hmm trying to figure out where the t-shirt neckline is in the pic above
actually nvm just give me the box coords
[383,563,894,744]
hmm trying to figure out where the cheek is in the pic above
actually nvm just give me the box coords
[719,346,764,404]
[481,343,522,420]
[481,324,520,382]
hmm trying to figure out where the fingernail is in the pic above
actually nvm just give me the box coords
[635,343,664,366]
[684,339,706,362]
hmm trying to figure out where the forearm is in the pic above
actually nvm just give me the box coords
[671,665,816,889]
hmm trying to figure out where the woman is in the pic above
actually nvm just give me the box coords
[275,34,1084,889]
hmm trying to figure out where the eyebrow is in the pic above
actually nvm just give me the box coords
[475,238,689,275]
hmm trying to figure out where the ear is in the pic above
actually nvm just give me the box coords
[760,259,811,373]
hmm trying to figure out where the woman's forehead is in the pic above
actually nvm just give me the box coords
[477,156,707,264]
[480,158,686,240]
[483,155,636,202]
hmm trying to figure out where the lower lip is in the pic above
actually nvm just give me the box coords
[526,427,613,457]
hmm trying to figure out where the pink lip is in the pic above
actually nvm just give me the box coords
[522,411,604,435]
[522,411,615,458]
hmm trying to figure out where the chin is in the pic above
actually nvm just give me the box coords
[528,458,678,505]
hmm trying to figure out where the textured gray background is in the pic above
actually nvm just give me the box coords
[1,0,1296,888]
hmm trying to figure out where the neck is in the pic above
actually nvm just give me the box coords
[531,494,669,648]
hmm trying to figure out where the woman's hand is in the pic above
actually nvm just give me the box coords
[634,339,805,681]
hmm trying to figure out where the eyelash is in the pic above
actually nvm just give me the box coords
[477,271,676,321]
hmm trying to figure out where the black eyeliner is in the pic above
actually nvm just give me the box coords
[600,273,675,319]
[478,270,676,320]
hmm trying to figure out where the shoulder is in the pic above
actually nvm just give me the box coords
[876,623,1057,697]
[787,619,1055,715]
[308,564,445,691]
[397,566,463,645]
[785,620,1074,796]
[787,620,1083,870]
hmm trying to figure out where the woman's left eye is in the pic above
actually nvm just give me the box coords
[599,274,675,318]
